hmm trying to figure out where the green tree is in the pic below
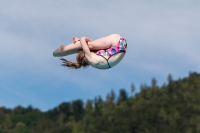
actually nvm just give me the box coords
[117,89,128,104]
[72,100,84,122]
[85,100,93,113]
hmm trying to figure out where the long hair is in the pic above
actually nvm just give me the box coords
[60,50,89,69]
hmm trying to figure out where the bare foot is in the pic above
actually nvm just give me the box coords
[53,45,65,57]
[72,37,80,43]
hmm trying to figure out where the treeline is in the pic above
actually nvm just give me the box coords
[1,72,200,133]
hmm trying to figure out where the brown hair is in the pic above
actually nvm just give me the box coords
[60,50,89,69]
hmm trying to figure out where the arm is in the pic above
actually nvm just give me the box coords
[80,37,95,63]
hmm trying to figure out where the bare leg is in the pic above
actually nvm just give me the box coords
[53,34,120,57]
[53,42,82,57]
[87,34,121,50]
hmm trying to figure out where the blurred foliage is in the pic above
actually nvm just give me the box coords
[1,72,200,133]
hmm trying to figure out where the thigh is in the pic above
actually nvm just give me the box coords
[88,34,120,50]
[88,36,112,50]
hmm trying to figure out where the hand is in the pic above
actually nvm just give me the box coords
[80,36,92,42]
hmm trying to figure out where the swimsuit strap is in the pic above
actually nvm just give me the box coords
[108,62,111,68]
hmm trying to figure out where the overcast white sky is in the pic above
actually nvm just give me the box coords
[1,0,200,111]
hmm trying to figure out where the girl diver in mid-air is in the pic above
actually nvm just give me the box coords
[53,34,127,69]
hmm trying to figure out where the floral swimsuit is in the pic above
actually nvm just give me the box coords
[95,36,127,68]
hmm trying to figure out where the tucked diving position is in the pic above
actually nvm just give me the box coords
[53,34,127,69]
